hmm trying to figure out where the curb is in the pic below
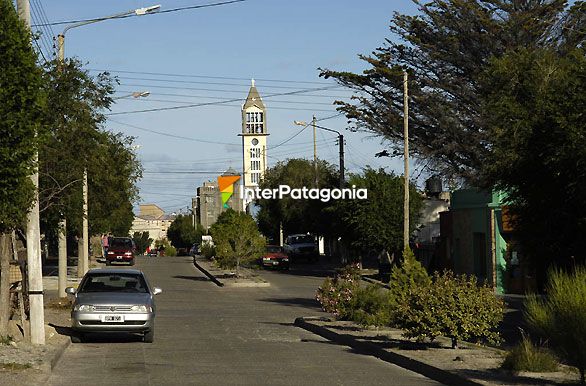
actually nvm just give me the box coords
[294,317,482,386]
[361,275,391,290]
[50,336,70,370]
[192,257,224,287]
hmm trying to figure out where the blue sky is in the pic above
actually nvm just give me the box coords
[33,0,420,214]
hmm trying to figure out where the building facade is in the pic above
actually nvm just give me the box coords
[129,204,174,247]
[193,168,243,230]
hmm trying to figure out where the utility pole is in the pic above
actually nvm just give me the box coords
[58,31,88,279]
[58,219,67,298]
[81,169,89,276]
[403,70,410,251]
[338,134,345,188]
[312,116,318,187]
[17,0,45,345]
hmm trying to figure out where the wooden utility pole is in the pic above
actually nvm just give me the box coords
[312,115,318,187]
[403,70,410,251]
[17,0,45,345]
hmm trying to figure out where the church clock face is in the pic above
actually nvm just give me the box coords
[251,138,259,146]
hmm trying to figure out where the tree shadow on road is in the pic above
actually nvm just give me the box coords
[258,297,322,310]
[172,275,210,282]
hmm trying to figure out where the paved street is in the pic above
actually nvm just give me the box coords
[46,256,440,385]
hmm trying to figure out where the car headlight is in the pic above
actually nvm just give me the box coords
[107,251,114,255]
[74,304,96,312]
[131,305,150,312]
[283,258,289,261]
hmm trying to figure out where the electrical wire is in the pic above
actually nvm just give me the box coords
[31,0,246,27]
[107,85,344,116]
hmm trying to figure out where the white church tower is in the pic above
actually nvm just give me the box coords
[240,79,268,197]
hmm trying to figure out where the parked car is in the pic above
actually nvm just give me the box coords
[260,245,289,270]
[283,234,318,263]
[66,268,162,343]
[106,237,136,266]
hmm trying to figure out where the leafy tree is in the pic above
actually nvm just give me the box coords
[525,267,586,383]
[482,47,586,282]
[256,158,339,240]
[38,59,141,238]
[335,168,423,256]
[132,231,153,255]
[167,214,200,249]
[388,247,431,311]
[320,0,584,182]
[210,209,265,273]
[0,0,44,232]
[0,0,45,338]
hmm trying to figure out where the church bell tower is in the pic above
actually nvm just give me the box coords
[240,79,268,195]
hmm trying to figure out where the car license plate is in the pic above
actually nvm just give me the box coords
[102,315,124,322]
[272,261,279,265]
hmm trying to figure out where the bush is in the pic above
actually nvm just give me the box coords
[387,247,431,325]
[200,243,215,259]
[348,284,392,327]
[397,271,504,348]
[501,335,558,373]
[165,245,177,257]
[316,263,361,319]
[525,266,586,384]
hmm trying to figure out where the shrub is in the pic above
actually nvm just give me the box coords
[524,266,586,384]
[398,271,504,348]
[200,243,216,259]
[388,247,431,325]
[348,284,392,327]
[165,245,177,257]
[501,335,558,373]
[316,263,361,319]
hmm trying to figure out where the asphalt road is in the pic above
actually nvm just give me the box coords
[46,256,440,385]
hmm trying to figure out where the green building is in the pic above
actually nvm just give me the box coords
[438,189,509,294]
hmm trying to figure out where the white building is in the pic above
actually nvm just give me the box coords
[239,79,268,208]
[129,204,174,247]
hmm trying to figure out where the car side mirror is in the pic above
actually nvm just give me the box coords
[65,287,76,295]
[153,287,162,295]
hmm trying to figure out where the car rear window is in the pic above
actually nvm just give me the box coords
[79,273,148,293]
[289,235,314,244]
[110,238,133,249]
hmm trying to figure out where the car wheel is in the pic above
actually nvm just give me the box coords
[71,333,84,343]
[144,328,154,343]
[129,259,135,266]
[105,261,111,266]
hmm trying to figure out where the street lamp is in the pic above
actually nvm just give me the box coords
[55,4,161,279]
[294,120,345,188]
[57,5,161,60]
[114,91,151,100]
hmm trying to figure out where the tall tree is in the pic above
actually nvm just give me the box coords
[256,158,339,240]
[167,215,201,250]
[38,59,141,239]
[320,0,584,182]
[482,47,586,283]
[0,0,45,337]
[335,168,423,256]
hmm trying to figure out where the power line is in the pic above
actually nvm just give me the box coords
[91,68,333,85]
[31,0,246,27]
[107,85,342,116]
[113,76,333,90]
[108,119,241,146]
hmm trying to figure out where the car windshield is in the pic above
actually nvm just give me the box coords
[110,238,133,249]
[79,273,148,293]
[266,246,283,253]
[289,235,314,244]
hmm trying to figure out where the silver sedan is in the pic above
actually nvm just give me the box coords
[66,268,162,343]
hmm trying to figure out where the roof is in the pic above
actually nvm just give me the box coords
[242,79,265,110]
[223,167,240,176]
